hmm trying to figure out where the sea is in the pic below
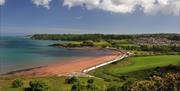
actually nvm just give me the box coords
[0,36,111,74]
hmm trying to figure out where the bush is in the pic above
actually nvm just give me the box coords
[86,84,98,90]
[65,76,79,84]
[71,83,85,91]
[130,80,156,91]
[11,79,23,88]
[29,80,49,91]
[87,79,94,84]
[121,72,180,91]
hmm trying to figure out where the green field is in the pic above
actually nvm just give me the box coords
[90,55,180,80]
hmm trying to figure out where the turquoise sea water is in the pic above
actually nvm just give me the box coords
[0,36,111,74]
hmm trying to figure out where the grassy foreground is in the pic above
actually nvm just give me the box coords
[0,76,107,91]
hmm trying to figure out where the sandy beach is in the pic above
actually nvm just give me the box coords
[3,50,123,77]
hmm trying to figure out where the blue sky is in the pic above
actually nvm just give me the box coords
[0,0,179,35]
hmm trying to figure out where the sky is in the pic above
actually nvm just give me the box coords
[0,0,179,35]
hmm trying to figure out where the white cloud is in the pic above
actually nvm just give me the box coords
[0,0,5,6]
[1,0,179,15]
[63,0,180,15]
[32,0,52,9]
[140,0,180,15]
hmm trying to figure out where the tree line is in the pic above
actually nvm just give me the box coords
[31,33,180,41]
[31,34,134,41]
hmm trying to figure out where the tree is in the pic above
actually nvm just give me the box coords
[71,83,85,91]
[86,79,98,91]
[29,80,49,91]
[11,79,23,88]
[87,79,94,84]
[86,84,98,91]
[65,76,79,84]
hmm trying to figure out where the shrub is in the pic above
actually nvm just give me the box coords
[29,80,49,91]
[86,84,98,90]
[65,76,79,84]
[87,79,94,84]
[11,79,23,88]
[122,73,180,91]
[164,72,180,91]
[130,80,156,91]
[71,83,85,91]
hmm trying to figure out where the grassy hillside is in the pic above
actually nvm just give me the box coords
[90,55,180,80]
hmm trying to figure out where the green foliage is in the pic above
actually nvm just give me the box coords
[32,34,180,42]
[69,78,98,91]
[87,79,94,84]
[65,77,80,84]
[31,34,134,41]
[86,84,97,90]
[167,35,180,41]
[124,72,180,91]
[87,84,98,91]
[86,79,98,91]
[29,80,49,91]
[45,34,180,53]
[117,45,180,52]
[131,80,156,91]
[105,72,180,91]
[0,76,107,91]
[71,83,85,91]
[11,79,23,88]
[140,45,180,52]
[81,41,94,47]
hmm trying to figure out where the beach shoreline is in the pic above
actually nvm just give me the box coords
[1,49,125,77]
